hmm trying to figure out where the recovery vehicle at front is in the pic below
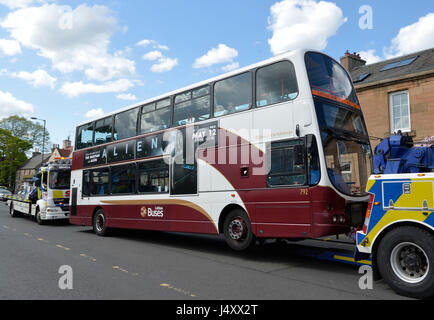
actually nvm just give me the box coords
[7,159,71,224]
[356,134,434,299]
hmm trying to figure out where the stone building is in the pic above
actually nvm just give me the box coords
[340,48,434,148]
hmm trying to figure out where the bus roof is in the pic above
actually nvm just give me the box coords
[76,48,318,127]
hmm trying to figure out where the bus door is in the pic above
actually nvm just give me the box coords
[254,137,317,238]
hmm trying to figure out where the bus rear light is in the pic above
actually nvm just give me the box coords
[362,194,375,234]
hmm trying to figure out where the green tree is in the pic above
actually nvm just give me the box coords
[0,115,51,155]
[0,128,32,189]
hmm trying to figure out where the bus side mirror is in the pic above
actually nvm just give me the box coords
[294,145,305,166]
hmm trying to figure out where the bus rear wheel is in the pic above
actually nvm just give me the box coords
[377,226,434,299]
[223,209,254,251]
[93,209,109,236]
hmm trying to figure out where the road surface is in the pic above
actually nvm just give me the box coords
[0,203,408,300]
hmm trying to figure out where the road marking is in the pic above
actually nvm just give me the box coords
[37,237,49,243]
[56,244,71,251]
[112,266,138,276]
[160,283,197,298]
[3,225,10,229]
[79,253,97,262]
[23,233,32,237]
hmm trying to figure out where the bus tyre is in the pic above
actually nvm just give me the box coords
[93,209,109,236]
[377,226,434,299]
[223,209,254,251]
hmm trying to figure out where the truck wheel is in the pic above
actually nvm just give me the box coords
[10,203,19,218]
[377,226,434,299]
[36,209,45,225]
[93,209,109,236]
[223,209,254,251]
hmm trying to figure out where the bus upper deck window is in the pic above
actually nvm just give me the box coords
[77,123,94,150]
[174,86,210,126]
[214,72,251,117]
[140,98,171,134]
[94,117,113,146]
[256,61,298,108]
[113,107,139,141]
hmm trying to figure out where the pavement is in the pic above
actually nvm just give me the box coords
[0,202,409,300]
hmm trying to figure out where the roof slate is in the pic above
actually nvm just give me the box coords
[350,48,434,86]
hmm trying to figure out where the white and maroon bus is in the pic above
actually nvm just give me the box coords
[70,49,372,251]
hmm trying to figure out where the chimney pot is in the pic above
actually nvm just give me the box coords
[340,50,366,71]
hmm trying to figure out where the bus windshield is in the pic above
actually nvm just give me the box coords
[315,100,372,196]
[49,170,71,190]
[305,52,359,106]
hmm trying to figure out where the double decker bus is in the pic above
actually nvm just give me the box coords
[70,49,373,251]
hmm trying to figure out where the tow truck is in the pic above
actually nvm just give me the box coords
[7,159,71,225]
[353,133,434,299]
[283,133,434,299]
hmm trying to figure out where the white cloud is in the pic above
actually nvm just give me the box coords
[384,13,434,58]
[12,69,57,89]
[267,0,347,55]
[0,0,35,9]
[116,93,137,101]
[358,13,434,64]
[1,4,136,82]
[151,57,178,73]
[142,50,163,61]
[221,62,240,72]
[358,49,382,64]
[137,40,177,73]
[59,79,137,98]
[85,108,105,119]
[193,44,238,69]
[136,39,169,51]
[0,90,34,118]
[0,39,21,56]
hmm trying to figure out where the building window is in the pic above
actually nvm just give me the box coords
[390,90,411,133]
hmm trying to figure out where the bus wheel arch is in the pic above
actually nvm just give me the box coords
[218,204,250,234]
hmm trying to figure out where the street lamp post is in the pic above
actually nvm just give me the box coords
[30,117,46,167]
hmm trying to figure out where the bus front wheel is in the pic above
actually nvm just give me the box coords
[93,209,109,236]
[377,226,434,299]
[223,209,254,251]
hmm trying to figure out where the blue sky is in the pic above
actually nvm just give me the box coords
[0,0,433,148]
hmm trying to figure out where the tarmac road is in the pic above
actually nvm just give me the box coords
[0,203,409,300]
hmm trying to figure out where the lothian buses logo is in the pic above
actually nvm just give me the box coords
[140,206,147,218]
[141,206,164,218]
